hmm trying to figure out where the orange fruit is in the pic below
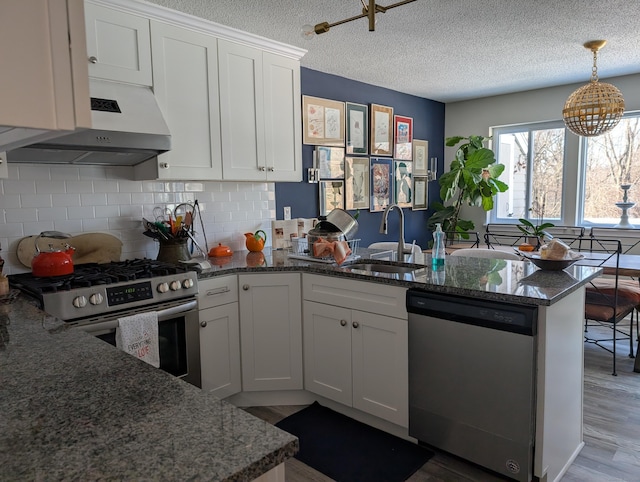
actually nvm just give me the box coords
[519,243,535,252]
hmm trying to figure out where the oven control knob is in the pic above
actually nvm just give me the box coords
[72,296,87,308]
[157,282,169,293]
[169,280,181,291]
[182,278,194,289]
[89,293,104,305]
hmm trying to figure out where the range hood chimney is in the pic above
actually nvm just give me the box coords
[7,79,170,166]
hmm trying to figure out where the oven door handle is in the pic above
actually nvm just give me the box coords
[80,300,198,333]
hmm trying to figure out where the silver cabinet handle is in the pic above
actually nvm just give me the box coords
[352,321,359,329]
[200,321,207,328]
[88,56,98,64]
[258,166,266,172]
[340,319,347,327]
[206,287,230,296]
[242,284,250,291]
[160,162,169,169]
[268,167,274,172]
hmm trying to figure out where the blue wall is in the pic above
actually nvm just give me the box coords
[275,68,445,249]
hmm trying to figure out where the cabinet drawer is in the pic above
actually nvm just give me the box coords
[198,275,238,309]
[303,274,407,319]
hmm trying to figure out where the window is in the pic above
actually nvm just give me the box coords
[490,112,640,228]
[581,115,640,225]
[491,122,566,225]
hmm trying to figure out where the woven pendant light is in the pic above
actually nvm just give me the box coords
[562,40,625,137]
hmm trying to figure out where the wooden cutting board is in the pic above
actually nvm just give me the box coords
[16,233,123,268]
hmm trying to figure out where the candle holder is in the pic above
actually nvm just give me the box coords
[427,157,438,181]
[614,184,635,228]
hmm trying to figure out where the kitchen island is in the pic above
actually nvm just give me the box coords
[1,249,601,481]
[0,298,297,481]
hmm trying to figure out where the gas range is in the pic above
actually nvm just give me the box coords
[9,259,199,323]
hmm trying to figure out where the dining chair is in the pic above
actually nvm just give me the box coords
[570,237,639,376]
[450,248,521,261]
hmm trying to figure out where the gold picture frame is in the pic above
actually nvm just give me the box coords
[370,104,394,156]
[302,95,345,146]
[413,139,429,175]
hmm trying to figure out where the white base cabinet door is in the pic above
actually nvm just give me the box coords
[199,303,241,398]
[198,276,240,398]
[303,300,408,427]
[239,273,302,391]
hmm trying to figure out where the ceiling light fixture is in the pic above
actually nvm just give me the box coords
[301,0,417,38]
[562,40,625,137]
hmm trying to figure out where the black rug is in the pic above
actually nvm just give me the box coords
[275,402,433,482]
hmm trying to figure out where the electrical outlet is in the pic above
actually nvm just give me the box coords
[283,206,291,220]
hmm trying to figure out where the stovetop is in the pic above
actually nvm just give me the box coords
[9,259,199,322]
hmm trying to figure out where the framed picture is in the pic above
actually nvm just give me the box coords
[302,95,345,146]
[394,160,413,208]
[412,139,428,175]
[315,146,345,179]
[345,157,370,210]
[319,180,345,216]
[394,115,413,160]
[370,157,393,212]
[370,104,394,156]
[412,176,428,210]
[346,102,368,155]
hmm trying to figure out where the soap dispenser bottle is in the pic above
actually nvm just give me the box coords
[432,223,446,269]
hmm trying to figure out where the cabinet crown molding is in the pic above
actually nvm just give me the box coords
[88,0,307,60]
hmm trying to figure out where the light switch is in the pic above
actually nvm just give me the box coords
[283,206,291,220]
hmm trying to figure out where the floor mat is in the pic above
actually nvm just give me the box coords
[275,401,433,482]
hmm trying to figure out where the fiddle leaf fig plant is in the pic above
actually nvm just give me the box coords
[428,135,509,238]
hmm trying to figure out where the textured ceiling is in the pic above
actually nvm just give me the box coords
[153,0,640,103]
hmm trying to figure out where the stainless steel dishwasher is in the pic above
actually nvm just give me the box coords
[406,289,538,482]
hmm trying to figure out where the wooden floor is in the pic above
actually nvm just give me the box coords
[245,322,640,482]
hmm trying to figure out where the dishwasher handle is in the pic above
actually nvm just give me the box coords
[406,289,537,336]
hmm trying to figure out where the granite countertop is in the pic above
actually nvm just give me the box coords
[200,248,603,306]
[0,299,297,481]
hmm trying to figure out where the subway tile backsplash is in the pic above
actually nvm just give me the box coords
[0,163,275,275]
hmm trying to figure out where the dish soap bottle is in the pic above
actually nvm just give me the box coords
[432,223,446,269]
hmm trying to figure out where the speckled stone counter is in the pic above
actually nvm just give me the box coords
[200,248,602,306]
[0,298,297,481]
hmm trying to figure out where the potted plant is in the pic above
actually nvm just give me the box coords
[428,135,508,240]
[517,193,554,248]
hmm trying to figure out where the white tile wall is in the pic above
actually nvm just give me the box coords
[0,163,276,275]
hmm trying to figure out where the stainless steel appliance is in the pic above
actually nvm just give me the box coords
[9,260,201,388]
[7,79,171,166]
[406,289,537,482]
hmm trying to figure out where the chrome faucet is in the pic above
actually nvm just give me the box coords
[379,204,413,261]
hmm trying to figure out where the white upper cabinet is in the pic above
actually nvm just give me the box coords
[84,1,152,85]
[219,40,302,182]
[147,20,223,180]
[0,0,91,152]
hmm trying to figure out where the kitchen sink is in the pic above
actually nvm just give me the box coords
[345,262,420,274]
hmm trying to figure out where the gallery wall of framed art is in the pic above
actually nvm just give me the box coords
[275,67,445,249]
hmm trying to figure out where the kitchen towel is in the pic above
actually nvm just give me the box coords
[115,312,160,368]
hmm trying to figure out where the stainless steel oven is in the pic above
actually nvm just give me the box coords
[73,298,201,388]
[9,260,202,388]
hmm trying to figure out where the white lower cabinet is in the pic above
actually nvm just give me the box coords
[239,273,303,391]
[198,276,240,398]
[302,274,409,427]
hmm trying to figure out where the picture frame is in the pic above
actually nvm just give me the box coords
[346,102,369,155]
[345,157,370,210]
[412,176,428,210]
[412,139,429,175]
[394,160,413,208]
[394,115,413,160]
[315,146,345,179]
[319,180,345,216]
[302,95,345,146]
[370,157,393,212]
[370,104,394,156]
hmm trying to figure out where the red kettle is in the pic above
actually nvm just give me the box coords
[31,231,75,277]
